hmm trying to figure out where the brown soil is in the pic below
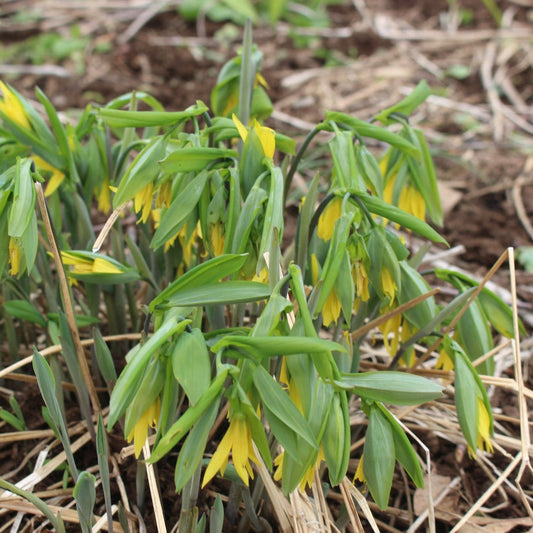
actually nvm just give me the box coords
[1,0,533,531]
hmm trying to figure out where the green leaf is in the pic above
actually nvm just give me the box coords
[335,371,443,405]
[321,392,350,485]
[124,356,166,438]
[212,335,344,360]
[434,268,526,338]
[172,329,210,405]
[174,398,220,492]
[150,170,210,250]
[398,262,437,330]
[377,403,424,487]
[149,254,248,312]
[3,299,46,327]
[363,403,395,510]
[73,471,96,533]
[113,136,166,208]
[159,147,238,173]
[322,111,419,156]
[375,81,432,125]
[0,478,66,533]
[165,281,271,307]
[108,318,189,429]
[0,407,25,431]
[8,158,35,238]
[98,101,208,128]
[353,191,447,244]
[150,370,228,462]
[253,365,318,455]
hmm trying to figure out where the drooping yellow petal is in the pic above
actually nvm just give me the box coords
[379,311,402,356]
[232,113,248,143]
[202,418,237,487]
[209,222,225,257]
[252,119,275,159]
[127,398,161,459]
[232,417,252,484]
[134,182,153,224]
[61,252,93,274]
[8,238,21,276]
[317,197,342,241]
[155,180,172,209]
[322,289,342,328]
[92,258,123,274]
[380,267,397,304]
[32,156,66,197]
[399,185,426,221]
[476,397,493,453]
[353,261,370,302]
[96,177,112,213]
[310,253,320,285]
[435,348,454,371]
[232,114,275,159]
[353,454,366,484]
[0,82,30,129]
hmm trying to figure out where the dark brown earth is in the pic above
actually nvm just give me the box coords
[1,0,533,531]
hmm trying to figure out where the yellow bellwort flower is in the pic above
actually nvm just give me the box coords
[435,347,454,371]
[378,309,402,356]
[32,156,66,197]
[127,397,161,458]
[8,238,21,276]
[61,252,123,276]
[95,176,112,213]
[384,175,426,222]
[310,253,341,327]
[0,82,30,129]
[317,197,342,241]
[380,266,397,304]
[353,454,366,485]
[352,260,370,302]
[178,222,201,265]
[134,182,154,224]
[202,413,261,487]
[473,396,494,455]
[209,222,225,257]
[273,447,326,492]
[232,114,275,159]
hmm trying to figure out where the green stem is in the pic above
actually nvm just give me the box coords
[284,126,321,202]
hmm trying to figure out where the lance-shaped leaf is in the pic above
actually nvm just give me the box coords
[150,170,210,250]
[149,253,248,312]
[98,100,208,128]
[150,370,228,462]
[352,191,447,244]
[8,158,35,238]
[3,299,46,327]
[434,268,526,338]
[363,403,395,510]
[253,365,318,457]
[159,147,238,173]
[124,355,166,438]
[113,136,166,208]
[321,111,419,156]
[174,397,220,492]
[335,371,443,405]
[172,328,210,405]
[212,335,344,360]
[375,81,432,125]
[108,317,189,429]
[73,471,96,533]
[164,281,270,308]
[376,403,424,488]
